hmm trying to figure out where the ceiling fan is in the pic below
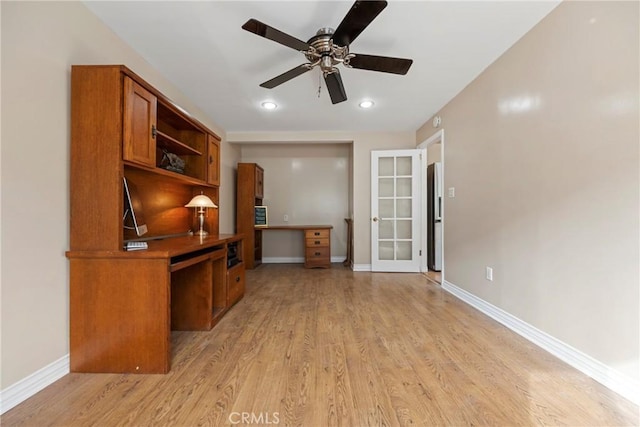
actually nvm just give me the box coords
[242,0,413,105]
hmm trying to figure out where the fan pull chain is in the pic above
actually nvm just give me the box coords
[317,70,322,98]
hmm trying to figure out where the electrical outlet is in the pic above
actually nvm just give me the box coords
[283,214,289,222]
[448,187,455,198]
[486,267,493,281]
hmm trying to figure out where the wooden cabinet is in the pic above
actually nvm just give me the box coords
[68,65,242,374]
[70,65,223,251]
[123,76,157,167]
[305,228,331,268]
[236,163,264,269]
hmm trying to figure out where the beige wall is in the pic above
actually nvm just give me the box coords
[240,144,350,261]
[228,132,415,267]
[0,1,236,389]
[416,1,639,380]
[426,142,441,165]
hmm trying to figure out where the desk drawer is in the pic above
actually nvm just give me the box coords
[305,247,330,269]
[227,264,245,306]
[305,229,330,239]
[306,237,329,247]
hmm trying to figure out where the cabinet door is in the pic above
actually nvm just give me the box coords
[207,134,221,186]
[227,263,245,306]
[255,166,264,198]
[123,77,157,167]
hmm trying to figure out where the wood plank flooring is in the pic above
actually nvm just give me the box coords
[3,264,638,426]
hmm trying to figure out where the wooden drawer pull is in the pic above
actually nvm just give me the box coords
[314,232,320,236]
[315,252,321,256]
[314,240,321,245]
[235,276,240,282]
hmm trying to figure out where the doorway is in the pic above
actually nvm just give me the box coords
[418,130,444,284]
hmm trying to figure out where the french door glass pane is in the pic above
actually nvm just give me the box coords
[379,199,394,218]
[379,220,394,239]
[379,158,394,176]
[379,178,394,197]
[396,177,411,197]
[396,156,412,176]
[379,241,395,260]
[396,199,412,218]
[397,220,412,239]
[396,242,412,260]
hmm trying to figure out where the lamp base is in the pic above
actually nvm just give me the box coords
[194,229,209,237]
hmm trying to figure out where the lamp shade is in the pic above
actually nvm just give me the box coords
[185,194,217,208]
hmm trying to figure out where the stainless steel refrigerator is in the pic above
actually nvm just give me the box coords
[427,162,442,271]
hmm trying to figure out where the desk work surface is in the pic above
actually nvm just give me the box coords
[66,233,242,259]
[257,224,333,230]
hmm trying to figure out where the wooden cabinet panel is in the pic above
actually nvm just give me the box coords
[207,134,221,186]
[227,263,245,306]
[255,166,264,198]
[70,257,170,374]
[70,66,124,251]
[123,76,157,167]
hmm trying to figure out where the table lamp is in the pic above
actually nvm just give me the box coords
[185,193,217,236]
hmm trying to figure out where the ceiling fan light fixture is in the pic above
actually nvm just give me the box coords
[359,100,375,109]
[261,101,278,110]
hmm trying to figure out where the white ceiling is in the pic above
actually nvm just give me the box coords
[84,1,559,133]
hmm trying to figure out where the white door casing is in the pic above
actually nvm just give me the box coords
[418,129,445,279]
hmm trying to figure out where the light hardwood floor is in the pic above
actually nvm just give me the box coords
[3,264,638,426]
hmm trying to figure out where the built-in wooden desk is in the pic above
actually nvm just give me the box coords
[66,233,244,374]
[258,225,333,268]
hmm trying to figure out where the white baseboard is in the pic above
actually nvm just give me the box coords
[262,256,346,264]
[352,264,371,272]
[262,257,305,263]
[442,280,640,405]
[0,354,70,414]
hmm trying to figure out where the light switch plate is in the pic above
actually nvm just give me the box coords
[448,187,455,198]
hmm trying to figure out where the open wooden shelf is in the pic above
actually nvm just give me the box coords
[156,130,202,156]
[124,161,212,188]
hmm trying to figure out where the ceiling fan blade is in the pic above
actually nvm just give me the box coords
[348,53,413,75]
[324,71,347,104]
[332,0,387,47]
[242,19,310,51]
[260,64,311,89]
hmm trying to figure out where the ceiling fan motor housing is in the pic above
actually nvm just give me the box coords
[305,27,352,74]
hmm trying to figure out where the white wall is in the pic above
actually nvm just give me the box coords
[240,144,350,261]
[1,1,235,390]
[416,1,639,383]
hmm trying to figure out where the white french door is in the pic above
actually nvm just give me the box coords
[371,149,424,272]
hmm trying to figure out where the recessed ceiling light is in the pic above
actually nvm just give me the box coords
[261,101,277,110]
[359,100,375,109]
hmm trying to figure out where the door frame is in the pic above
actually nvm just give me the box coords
[417,129,445,281]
